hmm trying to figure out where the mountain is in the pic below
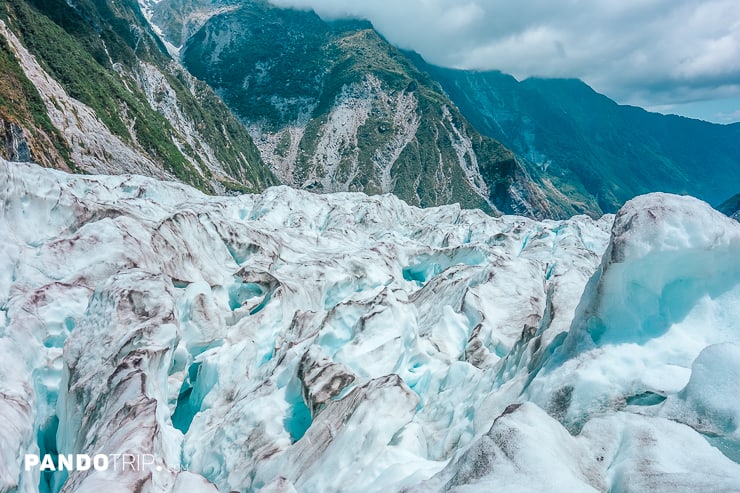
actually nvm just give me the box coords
[5,0,736,218]
[719,193,740,220]
[3,159,740,492]
[144,0,740,218]
[148,0,573,217]
[412,59,740,215]
[0,0,277,193]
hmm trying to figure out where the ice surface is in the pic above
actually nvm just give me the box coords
[412,404,740,493]
[1,160,739,492]
[406,403,602,493]
[660,343,740,460]
[523,193,740,432]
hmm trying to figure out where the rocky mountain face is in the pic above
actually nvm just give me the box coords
[719,193,740,220]
[148,0,567,217]
[2,0,737,218]
[3,160,740,492]
[414,60,740,216]
[0,0,276,193]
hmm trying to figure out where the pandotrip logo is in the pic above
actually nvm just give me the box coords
[24,454,184,472]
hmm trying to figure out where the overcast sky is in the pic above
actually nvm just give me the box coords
[269,0,740,123]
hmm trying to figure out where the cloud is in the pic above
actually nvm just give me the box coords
[716,109,740,123]
[647,95,740,124]
[267,0,740,109]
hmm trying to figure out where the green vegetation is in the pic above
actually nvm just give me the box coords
[0,0,276,193]
[274,131,291,158]
[5,0,208,187]
[182,2,333,130]
[0,27,73,167]
[420,63,740,216]
[178,1,527,214]
[165,69,276,191]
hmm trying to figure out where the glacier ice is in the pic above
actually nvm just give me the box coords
[410,403,740,493]
[1,159,739,492]
[660,343,740,461]
[522,193,740,433]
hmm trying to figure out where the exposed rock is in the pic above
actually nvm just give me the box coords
[1,120,31,162]
[297,345,356,416]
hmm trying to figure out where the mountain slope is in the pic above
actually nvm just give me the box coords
[414,60,740,215]
[719,193,740,220]
[151,0,569,217]
[0,0,277,193]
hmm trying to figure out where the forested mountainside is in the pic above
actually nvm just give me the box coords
[3,0,737,216]
[151,0,575,217]
[413,59,740,216]
[0,0,276,193]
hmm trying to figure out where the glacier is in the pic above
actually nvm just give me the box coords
[0,158,739,493]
